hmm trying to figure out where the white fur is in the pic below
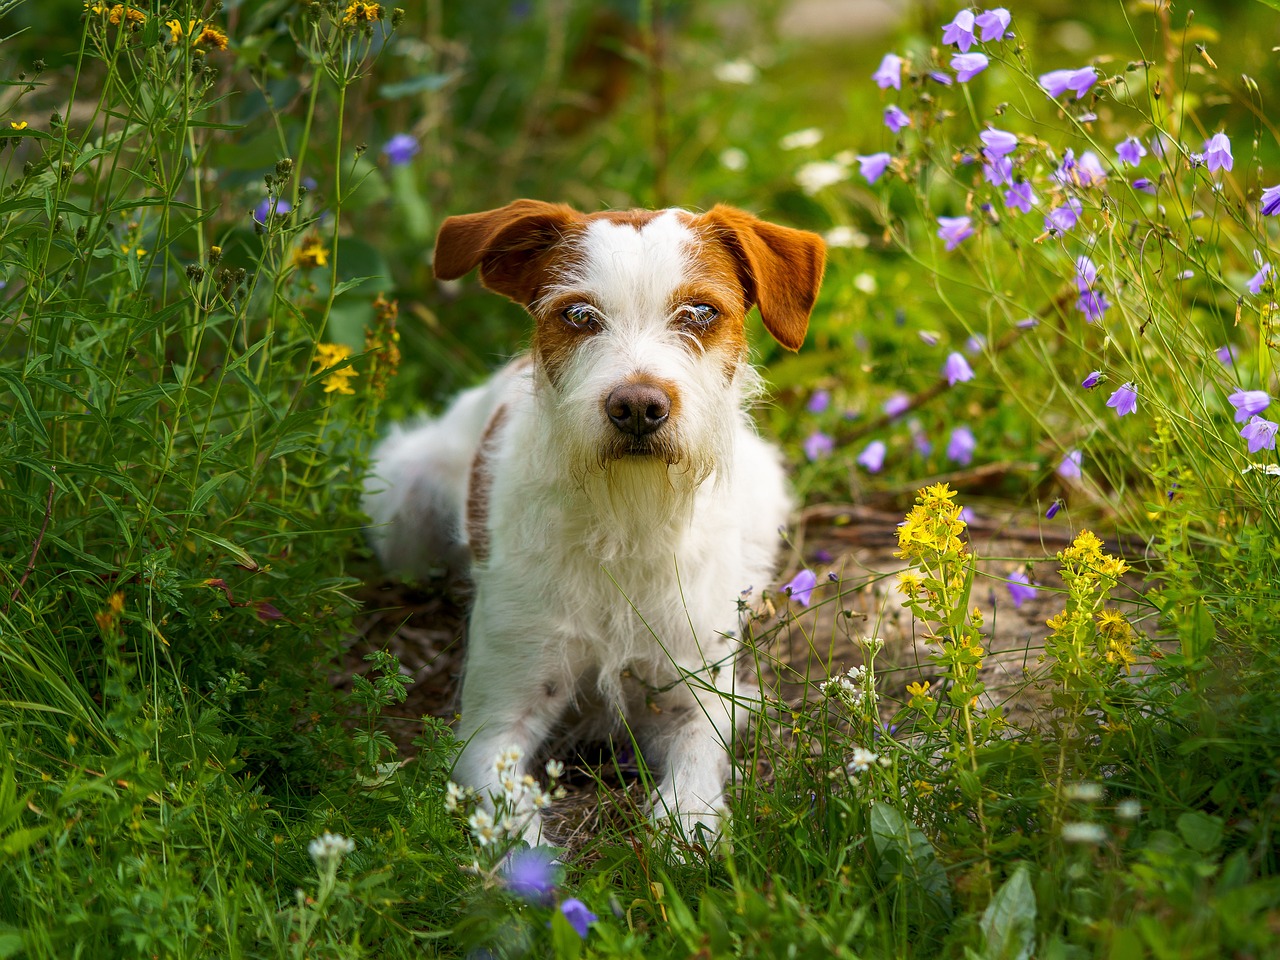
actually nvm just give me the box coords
[363,212,792,847]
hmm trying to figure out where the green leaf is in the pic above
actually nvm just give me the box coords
[869,801,953,916]
[189,530,258,571]
[1176,811,1223,853]
[379,74,452,99]
[0,370,49,444]
[981,865,1036,960]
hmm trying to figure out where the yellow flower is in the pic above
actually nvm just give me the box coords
[342,1,382,24]
[292,235,329,270]
[905,680,933,700]
[314,342,357,395]
[166,17,197,42]
[897,571,924,598]
[1096,608,1128,639]
[107,4,146,25]
[10,121,27,130]
[196,25,229,49]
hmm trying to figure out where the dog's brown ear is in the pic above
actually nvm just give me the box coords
[700,205,826,351]
[434,199,579,305]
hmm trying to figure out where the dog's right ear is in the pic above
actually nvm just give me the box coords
[434,199,579,306]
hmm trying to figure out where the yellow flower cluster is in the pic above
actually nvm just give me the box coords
[895,482,967,564]
[85,2,146,26]
[292,235,329,271]
[314,343,357,395]
[1045,530,1138,682]
[342,1,382,24]
[166,17,229,49]
[1059,529,1129,583]
[364,293,401,400]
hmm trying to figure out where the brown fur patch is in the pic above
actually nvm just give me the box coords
[465,404,510,565]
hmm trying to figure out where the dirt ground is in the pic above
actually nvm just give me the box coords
[343,497,1151,849]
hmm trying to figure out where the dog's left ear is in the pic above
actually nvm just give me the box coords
[699,206,826,352]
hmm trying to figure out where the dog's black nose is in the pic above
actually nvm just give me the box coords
[606,383,671,436]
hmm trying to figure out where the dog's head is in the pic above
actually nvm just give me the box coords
[433,201,825,477]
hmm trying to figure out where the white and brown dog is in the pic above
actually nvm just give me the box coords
[364,200,825,846]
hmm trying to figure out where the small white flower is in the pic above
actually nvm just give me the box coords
[853,272,877,295]
[714,59,759,84]
[1242,463,1280,476]
[795,161,849,196]
[1116,799,1142,821]
[1061,821,1108,844]
[859,636,885,655]
[1064,782,1104,802]
[532,789,553,810]
[308,831,355,867]
[719,147,748,172]
[848,747,879,773]
[545,759,565,780]
[823,225,868,249]
[780,127,823,151]
[469,809,498,846]
[445,780,465,813]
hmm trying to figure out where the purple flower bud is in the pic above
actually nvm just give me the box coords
[1217,344,1238,365]
[857,152,893,184]
[944,351,975,385]
[559,899,598,939]
[975,7,1011,42]
[1116,136,1146,167]
[980,128,1019,158]
[1081,370,1102,389]
[804,431,835,461]
[1007,571,1037,606]
[253,197,292,224]
[504,848,558,903]
[1038,65,1097,100]
[1106,382,1138,417]
[1044,198,1083,233]
[1076,288,1111,323]
[1132,177,1157,195]
[1045,500,1062,519]
[784,568,818,605]
[942,9,976,51]
[1004,180,1037,213]
[857,439,887,473]
[947,425,977,465]
[1262,185,1280,216]
[873,52,903,90]
[1241,416,1279,453]
[882,393,910,418]
[382,133,420,166]
[1058,449,1082,479]
[937,216,974,251]
[927,70,954,87]
[807,388,831,413]
[951,52,989,82]
[1075,255,1098,290]
[1204,132,1233,173]
[1248,262,1272,295]
[1228,389,1271,422]
[884,104,912,134]
[918,330,939,346]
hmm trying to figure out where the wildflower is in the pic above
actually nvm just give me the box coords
[943,351,974,385]
[824,225,865,248]
[504,848,558,903]
[107,4,145,26]
[196,24,229,49]
[1045,500,1062,519]
[382,133,419,166]
[905,680,932,700]
[714,59,758,84]
[1081,370,1102,389]
[1228,389,1271,422]
[1016,316,1039,329]
[308,832,355,868]
[1116,136,1146,166]
[1116,799,1142,821]
[1262,185,1280,216]
[951,52,989,82]
[1044,198,1083,233]
[1006,571,1036,607]
[1038,66,1097,100]
[947,425,976,465]
[980,128,1018,159]
[1004,180,1037,213]
[803,431,834,461]
[342,1,382,25]
[857,440,887,473]
[983,157,1013,186]
[1056,449,1083,480]
[780,128,823,150]
[1241,416,1279,453]
[9,120,27,131]
[1064,782,1105,802]
[927,70,954,87]
[1071,151,1107,187]
[1217,344,1238,365]
[1075,255,1098,290]
[1077,288,1110,323]
[545,759,565,779]
[883,393,910,418]
[560,899,597,939]
[855,152,892,184]
[796,160,849,195]
[253,197,292,225]
[884,104,911,133]
[807,389,831,414]
[1061,822,1107,844]
[1106,383,1138,417]
[292,235,329,270]
[468,809,498,846]
[975,7,1011,41]
[918,330,939,346]
[784,569,818,606]
[1204,132,1232,172]
[937,216,974,251]
[1132,177,1157,195]
[966,333,985,353]
[719,147,747,171]
[313,342,357,395]
[1247,262,1271,295]
[941,9,976,51]
[848,747,879,773]
[873,52,903,90]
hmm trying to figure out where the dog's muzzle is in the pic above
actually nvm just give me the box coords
[606,382,670,438]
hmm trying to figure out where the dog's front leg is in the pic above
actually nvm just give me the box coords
[453,626,571,848]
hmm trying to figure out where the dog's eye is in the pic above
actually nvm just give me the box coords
[679,303,719,327]
[561,303,601,331]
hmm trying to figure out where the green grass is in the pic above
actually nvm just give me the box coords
[2,0,1280,956]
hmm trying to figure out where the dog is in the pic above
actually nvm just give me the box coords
[363,200,825,846]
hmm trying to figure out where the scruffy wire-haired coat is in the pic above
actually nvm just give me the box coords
[364,200,826,847]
